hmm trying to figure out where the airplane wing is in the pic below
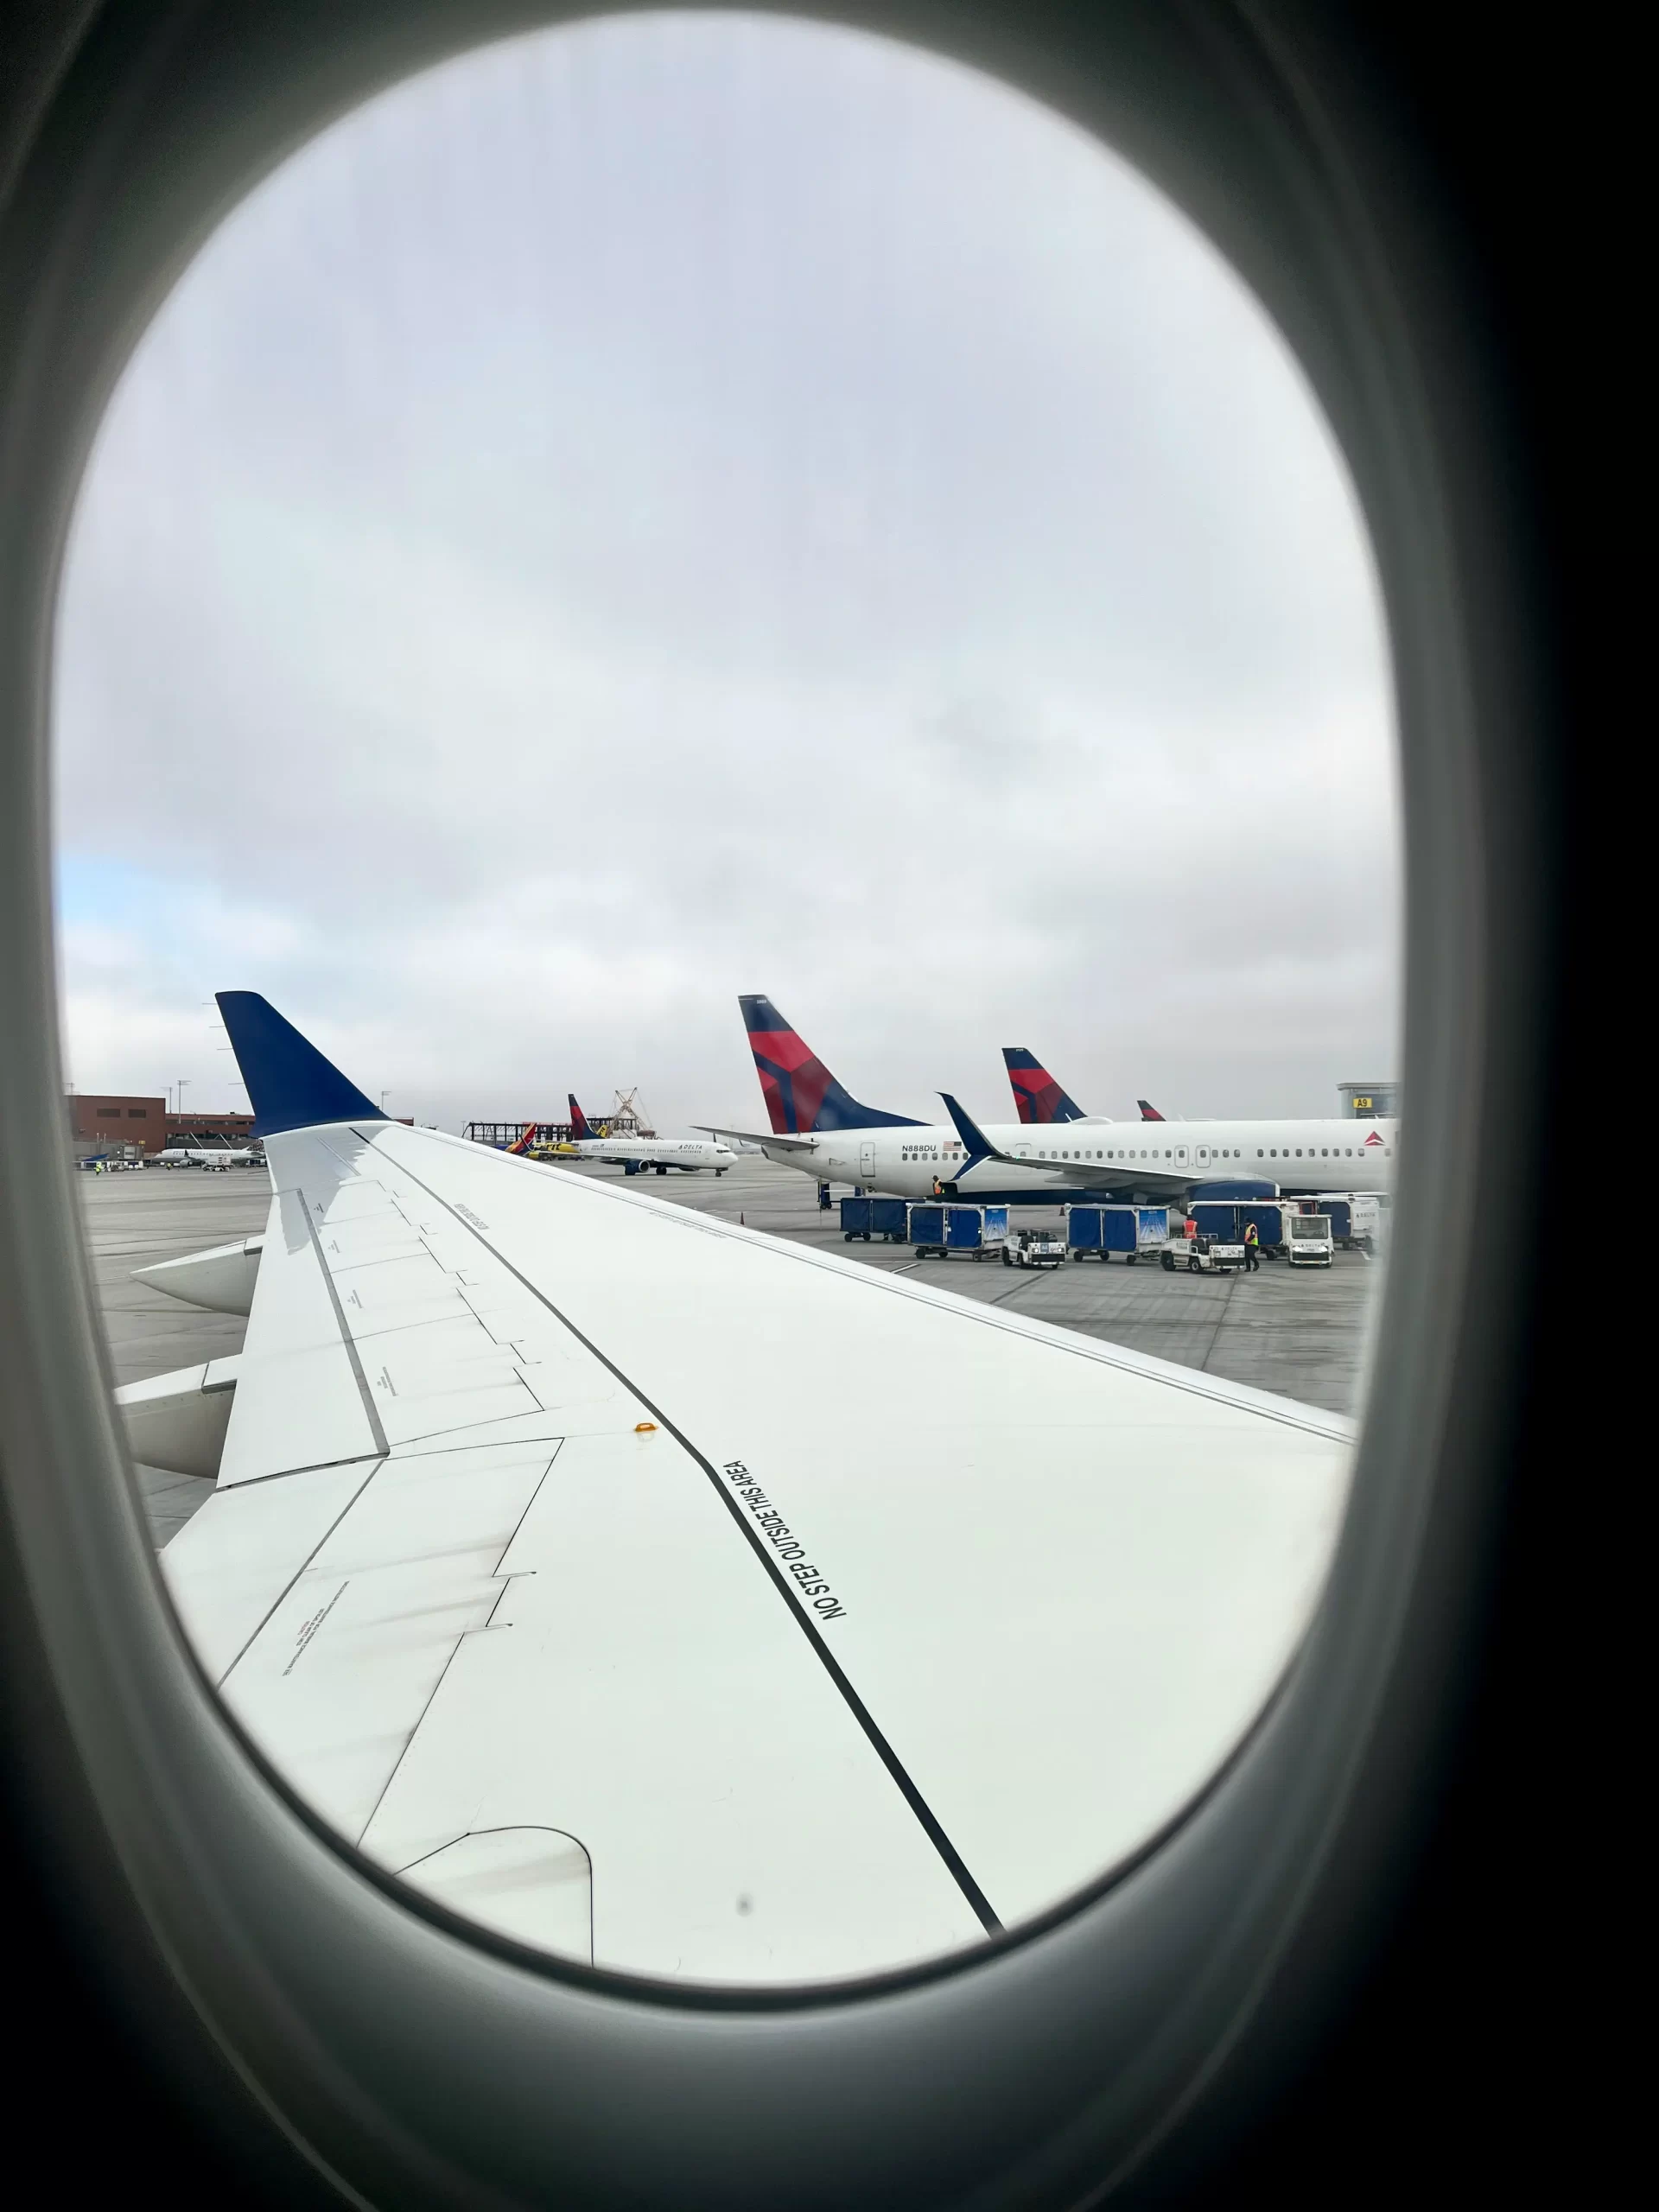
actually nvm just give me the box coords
[939,1093,1192,1198]
[160,996,1351,1988]
[692,1122,818,1154]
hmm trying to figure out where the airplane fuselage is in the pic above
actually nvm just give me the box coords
[564,1136,736,1177]
[754,1116,1398,1203]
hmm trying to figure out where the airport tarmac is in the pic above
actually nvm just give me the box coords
[79,1153,1378,1549]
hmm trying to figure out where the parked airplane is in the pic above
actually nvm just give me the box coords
[157,1142,263,1170]
[126,990,1348,1989]
[705,997,1397,1202]
[563,1093,737,1177]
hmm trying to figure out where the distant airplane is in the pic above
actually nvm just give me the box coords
[561,1093,736,1177]
[157,1142,263,1170]
[703,995,1396,1201]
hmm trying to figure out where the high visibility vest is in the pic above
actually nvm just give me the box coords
[1245,1223,1258,1244]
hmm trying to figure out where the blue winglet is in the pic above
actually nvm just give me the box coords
[216,992,388,1138]
[938,1092,998,1173]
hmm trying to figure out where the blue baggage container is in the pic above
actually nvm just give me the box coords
[909,1204,1007,1259]
[907,1204,945,1251]
[1136,1206,1171,1247]
[1190,1201,1242,1241]
[1067,1208,1103,1252]
[945,1205,1007,1254]
[1242,1201,1288,1253]
[1067,1206,1141,1260]
[840,1196,874,1240]
[1314,1198,1352,1242]
[1191,1200,1287,1250]
[868,1196,909,1242]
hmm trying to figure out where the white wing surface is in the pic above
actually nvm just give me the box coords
[162,999,1353,1987]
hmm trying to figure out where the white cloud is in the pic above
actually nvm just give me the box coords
[54,10,1399,1132]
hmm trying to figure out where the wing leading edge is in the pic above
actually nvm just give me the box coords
[162,996,1352,1986]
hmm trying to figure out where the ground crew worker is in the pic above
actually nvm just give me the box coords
[932,1176,944,1198]
[1183,1214,1198,1241]
[1243,1217,1260,1272]
[817,1181,831,1211]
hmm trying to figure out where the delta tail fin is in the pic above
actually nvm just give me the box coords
[1001,1048,1087,1126]
[1137,1099,1166,1122]
[216,992,388,1138]
[568,1093,600,1142]
[740,995,921,1133]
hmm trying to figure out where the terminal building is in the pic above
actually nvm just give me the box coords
[1338,1081,1398,1119]
[65,1093,257,1160]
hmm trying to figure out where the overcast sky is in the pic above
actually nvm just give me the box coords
[54,10,1398,1134]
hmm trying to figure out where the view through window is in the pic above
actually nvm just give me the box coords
[55,12,1399,1986]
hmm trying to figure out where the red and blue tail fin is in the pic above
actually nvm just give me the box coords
[505,1123,541,1154]
[1001,1048,1087,1125]
[568,1093,599,1141]
[1137,1099,1166,1122]
[739,995,920,1133]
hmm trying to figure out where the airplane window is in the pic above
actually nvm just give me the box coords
[54,10,1397,1991]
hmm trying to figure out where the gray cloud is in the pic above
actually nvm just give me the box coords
[54,10,1398,1131]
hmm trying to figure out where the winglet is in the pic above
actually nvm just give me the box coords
[216,993,388,1138]
[938,1093,1000,1173]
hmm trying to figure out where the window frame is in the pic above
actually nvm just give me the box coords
[0,3,1554,2205]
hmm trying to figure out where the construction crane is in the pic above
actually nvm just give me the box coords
[606,1088,656,1139]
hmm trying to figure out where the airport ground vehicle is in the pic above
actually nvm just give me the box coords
[1286,1213,1336,1267]
[1160,1235,1247,1274]
[1002,1225,1065,1268]
[907,1203,1009,1260]
[839,1195,909,1243]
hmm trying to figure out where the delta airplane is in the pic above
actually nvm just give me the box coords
[557,1093,737,1177]
[119,990,1349,1988]
[702,996,1397,1203]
